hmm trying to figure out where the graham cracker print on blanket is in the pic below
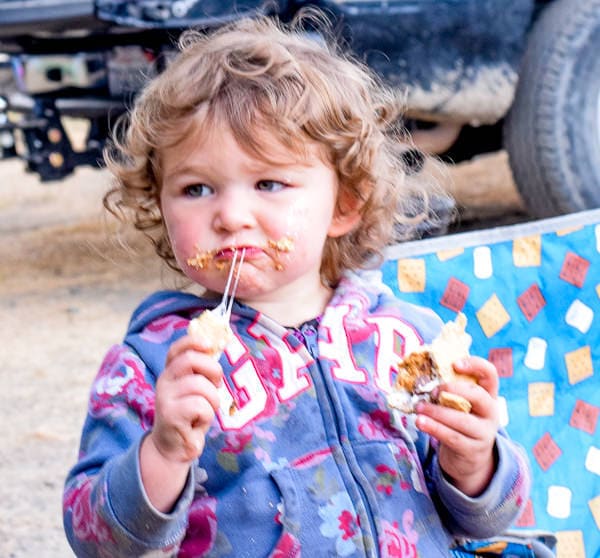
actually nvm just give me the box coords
[382,209,600,557]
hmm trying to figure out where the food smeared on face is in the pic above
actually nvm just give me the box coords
[187,248,215,270]
[187,237,294,272]
[267,236,295,270]
[268,237,294,253]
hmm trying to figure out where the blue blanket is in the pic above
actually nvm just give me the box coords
[382,209,600,558]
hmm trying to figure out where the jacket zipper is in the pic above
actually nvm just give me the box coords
[301,325,380,558]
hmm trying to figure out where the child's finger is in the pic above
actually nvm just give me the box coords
[415,409,476,451]
[438,381,499,422]
[165,335,196,363]
[416,402,497,460]
[176,373,222,413]
[452,355,499,398]
[467,390,499,422]
[166,333,224,365]
[156,397,215,461]
[416,400,477,438]
[165,349,224,386]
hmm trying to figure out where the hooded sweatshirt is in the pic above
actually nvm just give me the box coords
[63,271,529,557]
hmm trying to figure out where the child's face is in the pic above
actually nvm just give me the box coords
[159,123,359,315]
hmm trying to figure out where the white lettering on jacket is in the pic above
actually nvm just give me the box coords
[320,305,367,384]
[218,358,268,430]
[365,316,423,393]
[217,307,423,430]
[250,320,311,401]
[218,321,311,429]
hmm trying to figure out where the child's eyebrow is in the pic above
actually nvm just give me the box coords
[164,159,303,184]
[162,163,209,183]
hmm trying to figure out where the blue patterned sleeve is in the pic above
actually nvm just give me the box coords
[62,344,195,557]
[429,430,531,538]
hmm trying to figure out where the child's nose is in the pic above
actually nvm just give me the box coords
[213,190,254,232]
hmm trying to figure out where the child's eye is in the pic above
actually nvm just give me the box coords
[256,180,286,192]
[183,183,213,197]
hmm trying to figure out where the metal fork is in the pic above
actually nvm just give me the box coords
[212,247,246,322]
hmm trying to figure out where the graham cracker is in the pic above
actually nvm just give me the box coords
[397,258,426,293]
[513,235,542,267]
[565,346,593,385]
[476,294,510,338]
[528,382,555,417]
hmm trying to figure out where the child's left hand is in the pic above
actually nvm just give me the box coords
[415,356,500,497]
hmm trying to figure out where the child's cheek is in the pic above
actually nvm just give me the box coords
[280,201,308,240]
[263,203,308,271]
[173,232,193,257]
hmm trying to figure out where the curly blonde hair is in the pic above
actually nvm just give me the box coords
[104,13,425,286]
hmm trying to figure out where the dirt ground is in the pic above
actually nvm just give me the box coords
[0,158,174,557]
[0,148,523,557]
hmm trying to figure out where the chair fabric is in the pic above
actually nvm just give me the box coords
[382,209,600,558]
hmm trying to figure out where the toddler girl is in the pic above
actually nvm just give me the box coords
[63,14,529,557]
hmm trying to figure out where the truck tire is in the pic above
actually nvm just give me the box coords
[504,0,600,217]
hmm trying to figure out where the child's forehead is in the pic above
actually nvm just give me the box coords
[170,118,327,168]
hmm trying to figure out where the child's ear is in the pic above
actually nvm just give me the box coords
[328,191,364,238]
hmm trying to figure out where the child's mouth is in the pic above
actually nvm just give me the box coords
[187,236,295,271]
[215,246,243,259]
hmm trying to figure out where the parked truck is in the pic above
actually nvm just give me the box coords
[1,0,599,218]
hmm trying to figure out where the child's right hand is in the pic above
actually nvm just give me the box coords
[139,334,224,512]
[150,333,224,463]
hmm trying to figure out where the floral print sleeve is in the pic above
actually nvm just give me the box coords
[63,344,194,557]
